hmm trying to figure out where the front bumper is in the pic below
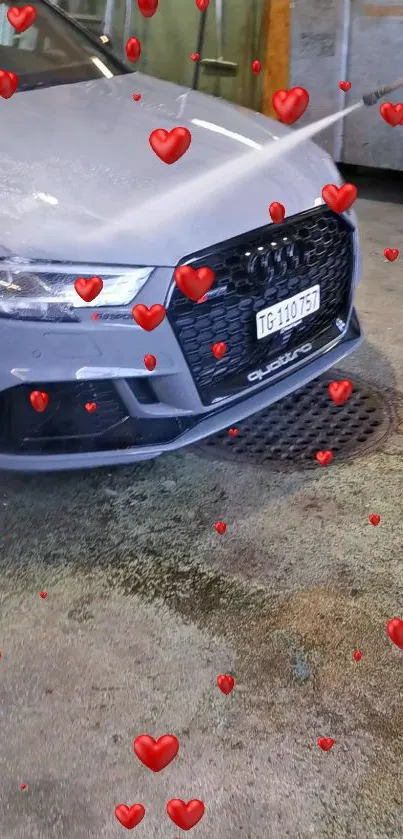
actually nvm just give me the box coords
[0,311,362,472]
[0,207,363,472]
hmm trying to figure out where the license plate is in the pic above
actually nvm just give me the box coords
[256,284,320,340]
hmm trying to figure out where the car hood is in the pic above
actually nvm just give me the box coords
[0,72,340,267]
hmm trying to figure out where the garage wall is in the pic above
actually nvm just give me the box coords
[127,0,267,109]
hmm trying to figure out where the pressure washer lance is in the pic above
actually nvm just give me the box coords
[362,77,403,106]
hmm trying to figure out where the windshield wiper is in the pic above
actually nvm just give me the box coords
[17,76,102,92]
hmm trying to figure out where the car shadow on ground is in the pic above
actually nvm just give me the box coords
[339,164,403,207]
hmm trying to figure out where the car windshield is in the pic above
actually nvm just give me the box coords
[0,0,127,90]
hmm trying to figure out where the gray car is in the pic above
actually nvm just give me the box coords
[0,0,362,471]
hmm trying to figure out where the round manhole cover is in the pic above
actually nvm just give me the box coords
[195,370,394,470]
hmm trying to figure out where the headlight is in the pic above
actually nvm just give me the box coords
[0,260,154,321]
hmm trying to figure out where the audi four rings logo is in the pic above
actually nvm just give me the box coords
[244,237,310,281]
[203,236,311,300]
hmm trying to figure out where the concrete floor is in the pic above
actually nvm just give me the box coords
[1,174,403,839]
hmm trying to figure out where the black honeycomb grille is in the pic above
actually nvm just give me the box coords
[0,380,197,455]
[0,380,128,453]
[167,207,354,405]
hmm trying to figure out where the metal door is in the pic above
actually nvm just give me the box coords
[341,0,403,170]
[289,0,403,170]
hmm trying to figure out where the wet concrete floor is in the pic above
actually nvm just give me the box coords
[0,171,403,838]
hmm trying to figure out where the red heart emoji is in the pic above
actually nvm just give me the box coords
[228,427,239,437]
[339,81,352,92]
[196,0,209,8]
[20,784,27,790]
[217,674,235,694]
[353,650,362,661]
[7,5,36,32]
[214,521,227,535]
[315,450,334,466]
[368,514,381,526]
[384,248,399,262]
[39,591,48,599]
[149,127,192,164]
[387,618,403,650]
[269,201,285,224]
[322,183,357,214]
[132,304,166,331]
[317,737,335,751]
[115,803,145,829]
[272,87,309,124]
[380,102,403,127]
[84,402,97,413]
[132,93,142,102]
[212,342,227,360]
[328,379,353,406]
[167,799,205,830]
[137,0,158,17]
[252,59,261,75]
[174,265,215,302]
[144,353,157,371]
[126,37,142,62]
[74,276,103,303]
[190,53,200,61]
[0,70,18,99]
[30,390,49,413]
[133,734,179,772]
